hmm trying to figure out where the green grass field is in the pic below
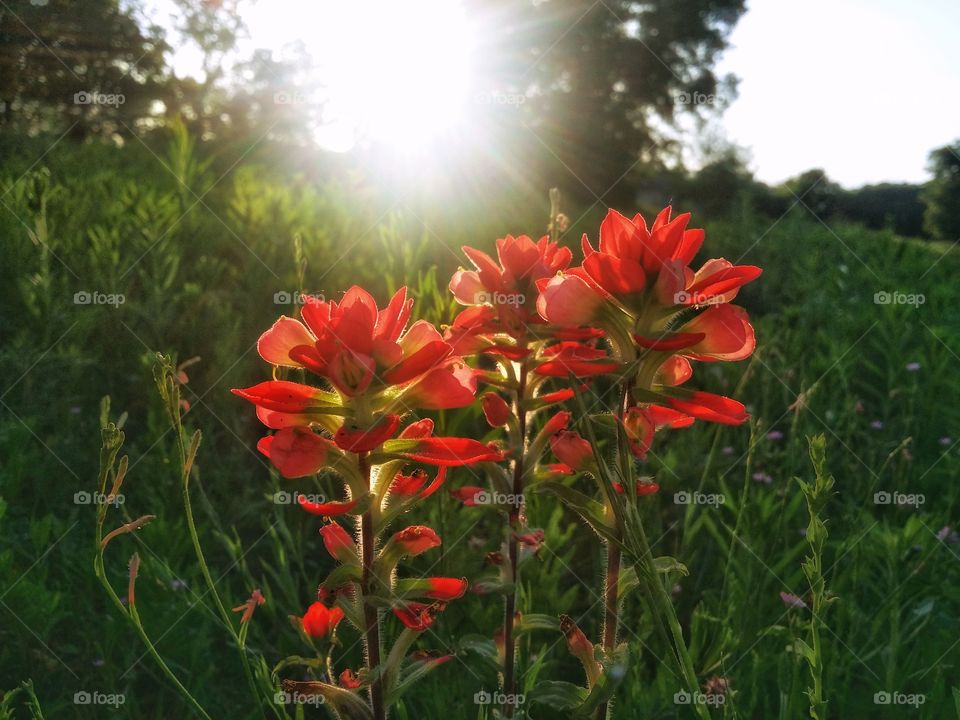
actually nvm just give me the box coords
[1,130,959,719]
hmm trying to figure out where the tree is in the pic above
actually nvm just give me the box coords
[782,169,842,219]
[465,0,746,203]
[921,141,960,241]
[838,184,925,238]
[0,0,168,136]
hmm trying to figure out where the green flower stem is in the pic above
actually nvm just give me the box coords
[93,552,215,720]
[502,360,529,717]
[177,429,272,719]
[359,452,386,720]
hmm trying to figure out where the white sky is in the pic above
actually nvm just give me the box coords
[715,0,960,187]
[158,0,960,188]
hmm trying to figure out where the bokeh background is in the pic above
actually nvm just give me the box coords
[1,0,959,718]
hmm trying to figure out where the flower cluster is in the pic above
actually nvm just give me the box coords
[233,286,502,716]
[538,208,761,457]
[231,206,759,720]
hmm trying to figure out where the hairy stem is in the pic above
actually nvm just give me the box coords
[359,452,386,720]
[502,362,529,716]
[601,542,621,655]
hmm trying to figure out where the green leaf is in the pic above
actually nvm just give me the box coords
[277,680,373,720]
[516,614,561,636]
[526,681,589,710]
[456,635,500,672]
[386,655,453,706]
[533,481,622,548]
[652,556,689,577]
[790,638,816,666]
[322,564,363,590]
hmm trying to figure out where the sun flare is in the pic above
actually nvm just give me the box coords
[305,0,476,153]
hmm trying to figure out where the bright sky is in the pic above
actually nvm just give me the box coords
[716,0,960,187]
[160,0,960,188]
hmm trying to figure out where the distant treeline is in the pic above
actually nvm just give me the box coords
[650,152,959,241]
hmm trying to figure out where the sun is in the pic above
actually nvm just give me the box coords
[305,0,477,154]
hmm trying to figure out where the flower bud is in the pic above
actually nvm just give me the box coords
[392,526,441,557]
[320,523,358,564]
[302,601,344,639]
[543,411,571,435]
[424,577,468,601]
[481,392,511,427]
[550,430,592,470]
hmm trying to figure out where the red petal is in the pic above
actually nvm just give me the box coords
[232,381,328,414]
[534,359,619,377]
[258,428,332,478]
[383,340,451,384]
[582,252,647,297]
[538,388,575,403]
[462,246,503,291]
[480,344,532,361]
[334,414,401,452]
[400,418,434,439]
[424,577,467,601]
[401,438,505,466]
[633,332,705,351]
[666,392,748,425]
[298,495,361,516]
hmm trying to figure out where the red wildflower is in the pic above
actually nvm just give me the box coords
[334,413,400,452]
[393,601,445,632]
[251,286,476,409]
[664,391,748,426]
[339,669,362,689]
[256,428,333,479]
[613,481,660,496]
[231,588,266,624]
[388,467,447,500]
[543,411,571,435]
[320,523,357,563]
[550,430,593,471]
[391,526,441,556]
[481,393,511,427]
[301,601,344,638]
[450,234,573,335]
[534,341,618,377]
[298,494,360,517]
[388,437,505,466]
[536,273,606,327]
[423,577,468,601]
[450,486,486,506]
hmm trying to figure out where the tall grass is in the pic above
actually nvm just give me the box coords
[1,130,958,718]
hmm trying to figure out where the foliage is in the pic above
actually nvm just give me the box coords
[921,140,960,241]
[1,131,959,718]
